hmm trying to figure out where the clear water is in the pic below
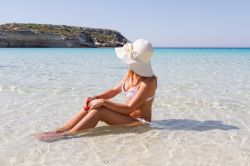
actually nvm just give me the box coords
[0,48,250,166]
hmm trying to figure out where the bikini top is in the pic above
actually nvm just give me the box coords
[121,81,154,101]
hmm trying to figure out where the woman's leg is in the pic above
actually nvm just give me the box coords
[33,108,88,137]
[37,107,141,141]
[56,108,89,132]
[68,107,141,133]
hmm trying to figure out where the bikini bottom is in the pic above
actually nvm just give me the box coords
[135,118,150,125]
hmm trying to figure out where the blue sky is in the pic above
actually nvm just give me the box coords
[0,0,250,47]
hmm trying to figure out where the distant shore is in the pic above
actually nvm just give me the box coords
[0,23,128,48]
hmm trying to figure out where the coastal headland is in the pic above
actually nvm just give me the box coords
[0,23,128,48]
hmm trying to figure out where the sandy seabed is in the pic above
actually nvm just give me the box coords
[0,48,250,166]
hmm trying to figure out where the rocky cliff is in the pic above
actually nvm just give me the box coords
[0,23,128,47]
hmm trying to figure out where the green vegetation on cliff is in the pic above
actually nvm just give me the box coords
[0,23,128,47]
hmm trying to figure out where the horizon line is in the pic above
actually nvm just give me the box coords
[154,47,250,49]
[1,46,249,49]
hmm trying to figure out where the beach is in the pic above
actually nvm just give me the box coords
[0,48,250,166]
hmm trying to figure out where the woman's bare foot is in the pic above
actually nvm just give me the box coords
[32,131,56,138]
[32,127,67,138]
[38,132,68,141]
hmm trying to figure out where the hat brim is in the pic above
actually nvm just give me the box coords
[128,62,154,77]
[115,47,137,64]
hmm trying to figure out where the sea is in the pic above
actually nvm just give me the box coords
[0,48,250,166]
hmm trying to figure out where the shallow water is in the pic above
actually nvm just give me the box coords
[0,48,250,166]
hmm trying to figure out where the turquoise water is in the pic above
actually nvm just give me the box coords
[0,48,250,166]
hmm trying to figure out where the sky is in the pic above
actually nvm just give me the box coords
[0,0,250,47]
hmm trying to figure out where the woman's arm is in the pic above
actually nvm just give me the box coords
[94,74,127,100]
[94,83,122,100]
[97,78,156,115]
[83,74,127,109]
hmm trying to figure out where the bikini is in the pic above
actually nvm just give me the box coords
[121,81,154,124]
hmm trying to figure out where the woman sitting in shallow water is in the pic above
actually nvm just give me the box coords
[34,39,157,141]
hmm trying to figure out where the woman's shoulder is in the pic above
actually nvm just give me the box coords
[141,76,157,87]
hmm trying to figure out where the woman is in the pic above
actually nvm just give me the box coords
[35,39,157,141]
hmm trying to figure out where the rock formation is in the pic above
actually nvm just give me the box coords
[0,23,128,47]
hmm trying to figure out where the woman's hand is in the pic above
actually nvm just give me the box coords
[88,99,104,110]
[83,96,98,111]
[82,97,91,111]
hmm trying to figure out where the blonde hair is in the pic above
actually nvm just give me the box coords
[125,69,157,87]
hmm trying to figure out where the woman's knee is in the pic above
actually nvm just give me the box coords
[88,106,106,115]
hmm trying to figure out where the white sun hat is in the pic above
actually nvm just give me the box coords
[115,39,154,77]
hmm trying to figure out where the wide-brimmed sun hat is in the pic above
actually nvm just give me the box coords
[115,39,154,77]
